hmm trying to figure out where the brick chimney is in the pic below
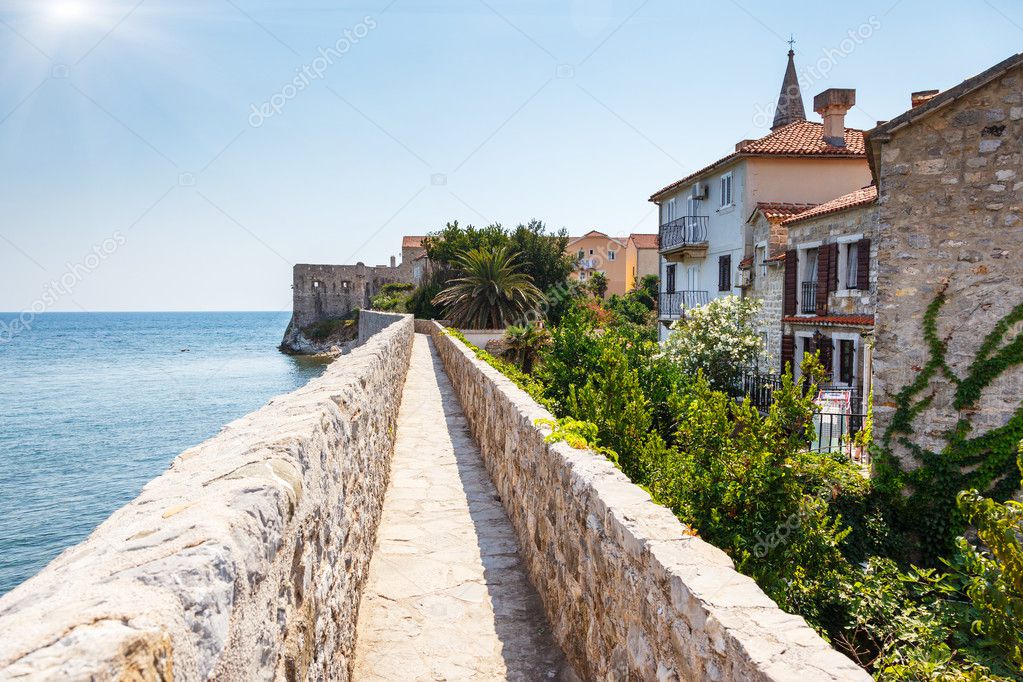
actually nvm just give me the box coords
[911,89,939,108]
[813,88,856,146]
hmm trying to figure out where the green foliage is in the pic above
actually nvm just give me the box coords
[440,328,553,411]
[586,270,609,298]
[634,274,659,310]
[954,451,1023,673]
[648,357,855,628]
[432,247,545,329]
[504,323,551,374]
[877,285,1023,563]
[535,416,618,463]
[508,219,575,294]
[301,309,359,341]
[370,282,414,312]
[606,293,654,327]
[662,295,764,391]
[422,219,574,310]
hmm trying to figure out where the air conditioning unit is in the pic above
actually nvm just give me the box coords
[739,269,752,287]
[691,182,708,200]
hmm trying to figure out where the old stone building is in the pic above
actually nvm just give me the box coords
[777,187,879,413]
[866,52,1023,463]
[290,236,427,328]
[741,202,814,365]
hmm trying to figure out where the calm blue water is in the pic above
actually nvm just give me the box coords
[0,312,329,596]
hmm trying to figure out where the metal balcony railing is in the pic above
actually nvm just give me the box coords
[800,281,817,314]
[659,290,710,318]
[659,216,709,252]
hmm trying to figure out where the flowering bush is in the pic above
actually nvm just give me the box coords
[662,295,764,390]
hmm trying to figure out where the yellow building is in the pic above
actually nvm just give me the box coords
[568,230,659,297]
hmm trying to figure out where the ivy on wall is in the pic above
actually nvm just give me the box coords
[875,281,1023,563]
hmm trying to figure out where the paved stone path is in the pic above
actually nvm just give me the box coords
[353,334,569,682]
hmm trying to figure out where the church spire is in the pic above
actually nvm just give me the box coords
[771,44,806,131]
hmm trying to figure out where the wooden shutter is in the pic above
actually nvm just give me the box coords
[815,246,831,315]
[783,250,797,316]
[828,243,839,293]
[781,334,795,376]
[818,336,834,381]
[856,238,871,290]
[719,255,732,291]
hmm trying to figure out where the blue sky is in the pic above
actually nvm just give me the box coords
[0,0,1020,312]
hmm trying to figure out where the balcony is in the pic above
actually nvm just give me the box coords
[659,290,710,319]
[800,282,817,314]
[659,216,709,261]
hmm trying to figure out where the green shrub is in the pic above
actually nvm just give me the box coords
[302,310,358,341]
[953,451,1023,674]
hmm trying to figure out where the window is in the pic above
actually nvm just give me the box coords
[801,336,814,363]
[608,249,616,261]
[589,249,594,255]
[665,197,677,223]
[577,249,584,260]
[719,172,733,208]
[686,265,699,290]
[718,255,732,291]
[844,242,859,289]
[665,264,676,293]
[755,245,767,278]
[312,280,321,289]
[839,339,855,385]
[578,271,587,282]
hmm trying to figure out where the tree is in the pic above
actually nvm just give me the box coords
[432,247,545,329]
[634,274,659,311]
[504,323,551,374]
[954,450,1023,671]
[587,271,609,298]
[370,282,414,312]
[662,295,763,391]
[422,221,509,267]
[508,219,574,293]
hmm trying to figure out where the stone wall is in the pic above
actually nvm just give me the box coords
[746,213,786,367]
[292,263,409,329]
[870,60,1023,460]
[357,309,406,345]
[0,316,415,681]
[425,322,868,681]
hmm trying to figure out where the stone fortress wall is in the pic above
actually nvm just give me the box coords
[0,312,413,681]
[292,245,425,329]
[0,313,869,681]
[424,320,869,681]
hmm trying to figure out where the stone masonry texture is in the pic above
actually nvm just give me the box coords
[425,321,870,681]
[353,333,570,681]
[0,314,414,681]
[871,64,1023,463]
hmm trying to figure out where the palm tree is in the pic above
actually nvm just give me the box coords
[432,247,545,329]
[504,323,551,373]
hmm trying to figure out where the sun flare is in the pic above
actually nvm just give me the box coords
[49,1,88,23]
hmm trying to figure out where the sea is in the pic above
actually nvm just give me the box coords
[0,312,329,596]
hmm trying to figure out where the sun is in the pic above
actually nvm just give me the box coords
[49,1,88,23]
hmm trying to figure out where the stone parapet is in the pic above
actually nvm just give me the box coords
[0,316,415,681]
[426,321,869,681]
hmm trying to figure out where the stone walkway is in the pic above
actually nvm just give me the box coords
[353,334,569,682]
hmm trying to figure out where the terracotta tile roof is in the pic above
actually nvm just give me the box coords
[628,233,659,249]
[766,252,786,263]
[649,121,866,202]
[747,202,818,224]
[402,235,427,248]
[739,256,754,268]
[783,314,875,327]
[568,230,626,246]
[782,186,878,225]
